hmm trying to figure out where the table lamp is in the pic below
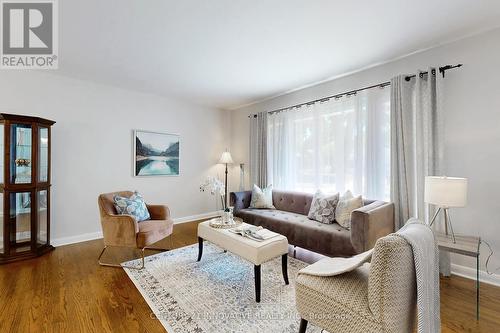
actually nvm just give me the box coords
[424,176,468,243]
[219,150,234,208]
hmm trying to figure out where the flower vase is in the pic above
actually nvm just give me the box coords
[221,209,233,225]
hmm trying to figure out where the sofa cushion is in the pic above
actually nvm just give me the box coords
[136,219,174,248]
[237,209,298,236]
[272,190,313,215]
[236,209,356,257]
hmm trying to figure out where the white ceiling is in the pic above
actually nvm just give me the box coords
[59,0,500,110]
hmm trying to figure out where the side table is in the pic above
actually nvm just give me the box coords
[435,233,481,320]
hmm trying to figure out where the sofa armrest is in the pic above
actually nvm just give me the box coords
[147,204,171,220]
[100,214,139,247]
[350,201,395,253]
[230,191,252,213]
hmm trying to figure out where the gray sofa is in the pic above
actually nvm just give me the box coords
[230,190,394,257]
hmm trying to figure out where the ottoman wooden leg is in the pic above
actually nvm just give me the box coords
[282,254,289,285]
[197,237,203,261]
[254,264,261,302]
[299,318,308,333]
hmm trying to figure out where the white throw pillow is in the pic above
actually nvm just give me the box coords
[250,184,275,209]
[335,190,362,229]
[340,190,353,201]
[307,190,339,224]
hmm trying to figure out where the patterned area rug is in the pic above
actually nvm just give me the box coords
[122,243,322,333]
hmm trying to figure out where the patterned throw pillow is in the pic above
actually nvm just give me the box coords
[113,191,151,222]
[335,191,363,229]
[307,190,339,224]
[250,184,275,209]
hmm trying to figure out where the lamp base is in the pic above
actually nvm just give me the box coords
[429,208,456,243]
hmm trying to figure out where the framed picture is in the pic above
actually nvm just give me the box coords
[133,130,180,176]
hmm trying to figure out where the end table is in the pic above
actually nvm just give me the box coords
[435,232,481,320]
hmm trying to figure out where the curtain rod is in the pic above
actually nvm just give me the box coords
[248,64,462,118]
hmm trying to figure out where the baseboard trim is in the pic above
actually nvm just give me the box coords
[51,211,220,247]
[173,211,219,224]
[451,263,500,287]
[52,231,104,247]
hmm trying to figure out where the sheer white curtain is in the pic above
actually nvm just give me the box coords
[268,87,390,200]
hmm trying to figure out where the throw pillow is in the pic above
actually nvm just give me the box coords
[250,184,275,209]
[335,191,362,229]
[307,190,339,224]
[113,191,151,222]
[340,190,353,201]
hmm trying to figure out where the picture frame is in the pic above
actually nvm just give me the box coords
[133,130,180,177]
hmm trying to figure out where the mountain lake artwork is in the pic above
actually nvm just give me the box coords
[134,130,180,176]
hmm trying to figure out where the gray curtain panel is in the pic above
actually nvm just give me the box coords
[390,69,444,228]
[390,68,449,274]
[249,111,268,188]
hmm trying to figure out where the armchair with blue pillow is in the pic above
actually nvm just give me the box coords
[97,190,174,269]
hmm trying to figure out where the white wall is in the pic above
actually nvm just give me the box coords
[229,28,500,283]
[0,71,229,244]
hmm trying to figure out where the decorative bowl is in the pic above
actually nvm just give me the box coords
[208,217,243,229]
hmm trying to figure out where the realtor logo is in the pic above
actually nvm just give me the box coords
[1,0,58,69]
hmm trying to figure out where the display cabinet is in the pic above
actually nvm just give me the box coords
[0,114,55,264]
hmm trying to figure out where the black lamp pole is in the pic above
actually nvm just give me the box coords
[224,163,228,209]
[220,150,233,210]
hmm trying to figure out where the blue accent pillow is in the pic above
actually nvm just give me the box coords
[113,191,151,222]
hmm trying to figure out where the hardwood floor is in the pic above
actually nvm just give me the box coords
[1,220,499,333]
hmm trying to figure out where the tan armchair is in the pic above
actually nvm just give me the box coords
[295,234,416,333]
[97,191,174,269]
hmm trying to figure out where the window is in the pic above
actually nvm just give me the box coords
[267,87,390,200]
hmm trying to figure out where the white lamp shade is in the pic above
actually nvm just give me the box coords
[424,176,468,208]
[219,151,234,164]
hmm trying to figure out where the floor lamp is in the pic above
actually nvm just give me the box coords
[219,150,234,209]
[425,176,468,243]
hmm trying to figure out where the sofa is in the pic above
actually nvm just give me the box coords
[230,190,394,257]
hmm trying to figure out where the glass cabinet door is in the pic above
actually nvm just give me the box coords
[37,190,48,246]
[39,127,49,182]
[9,191,32,252]
[10,124,32,184]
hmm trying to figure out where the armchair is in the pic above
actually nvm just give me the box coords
[97,191,174,270]
[296,234,416,333]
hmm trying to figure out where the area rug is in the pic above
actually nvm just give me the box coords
[122,243,322,333]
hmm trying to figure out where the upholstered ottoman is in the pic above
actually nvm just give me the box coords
[197,220,289,302]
